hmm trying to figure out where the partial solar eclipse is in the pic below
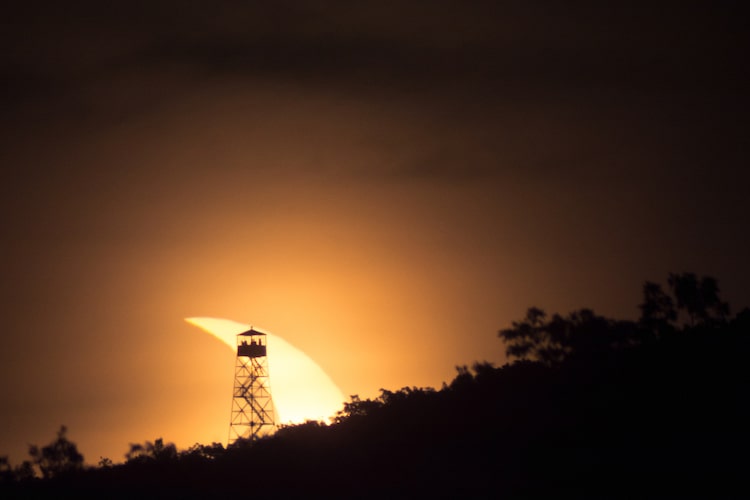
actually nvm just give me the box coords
[185,317,346,426]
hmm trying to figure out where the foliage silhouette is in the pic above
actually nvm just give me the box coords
[179,442,225,462]
[500,273,736,364]
[498,307,640,364]
[27,426,84,480]
[668,272,730,326]
[0,456,12,484]
[11,460,34,482]
[1,273,748,498]
[639,280,677,335]
[125,438,178,464]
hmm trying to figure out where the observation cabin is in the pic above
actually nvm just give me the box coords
[237,328,267,358]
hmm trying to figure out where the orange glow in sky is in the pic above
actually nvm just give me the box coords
[185,317,346,427]
[1,2,748,469]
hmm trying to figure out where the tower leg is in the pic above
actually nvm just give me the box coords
[229,352,276,445]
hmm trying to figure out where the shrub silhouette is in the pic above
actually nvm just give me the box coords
[125,438,177,464]
[28,426,84,479]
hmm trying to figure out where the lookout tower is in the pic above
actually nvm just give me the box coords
[229,328,276,444]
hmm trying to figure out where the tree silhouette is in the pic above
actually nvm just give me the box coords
[1,273,747,498]
[13,461,34,482]
[334,394,385,423]
[0,456,12,483]
[667,272,730,326]
[180,442,225,462]
[125,438,177,464]
[639,281,677,336]
[498,307,638,364]
[501,273,735,364]
[28,426,84,479]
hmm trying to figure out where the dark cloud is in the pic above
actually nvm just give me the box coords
[4,2,745,175]
[4,2,745,98]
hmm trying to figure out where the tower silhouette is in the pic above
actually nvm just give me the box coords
[229,328,276,444]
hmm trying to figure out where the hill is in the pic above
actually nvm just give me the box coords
[2,274,749,498]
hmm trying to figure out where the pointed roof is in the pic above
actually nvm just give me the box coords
[238,328,267,336]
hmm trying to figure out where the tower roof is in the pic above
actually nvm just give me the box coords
[237,328,267,336]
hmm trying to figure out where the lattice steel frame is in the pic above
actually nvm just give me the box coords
[229,333,276,445]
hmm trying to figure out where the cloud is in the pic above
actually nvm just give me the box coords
[4,2,743,100]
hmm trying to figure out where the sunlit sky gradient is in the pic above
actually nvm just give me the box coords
[185,317,346,425]
[1,2,748,464]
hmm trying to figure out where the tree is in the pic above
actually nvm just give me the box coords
[501,274,735,365]
[125,438,177,464]
[180,442,225,462]
[667,272,730,326]
[334,395,385,423]
[13,461,35,482]
[498,307,549,362]
[498,307,638,364]
[0,456,12,483]
[639,281,677,336]
[28,426,84,479]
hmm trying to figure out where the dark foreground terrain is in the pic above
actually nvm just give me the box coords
[3,274,749,498]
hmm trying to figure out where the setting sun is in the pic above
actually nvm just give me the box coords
[185,317,346,429]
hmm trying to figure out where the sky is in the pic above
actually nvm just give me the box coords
[1,1,748,464]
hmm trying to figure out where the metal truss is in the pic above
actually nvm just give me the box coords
[228,334,276,445]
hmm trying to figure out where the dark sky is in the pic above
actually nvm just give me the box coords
[1,1,748,464]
